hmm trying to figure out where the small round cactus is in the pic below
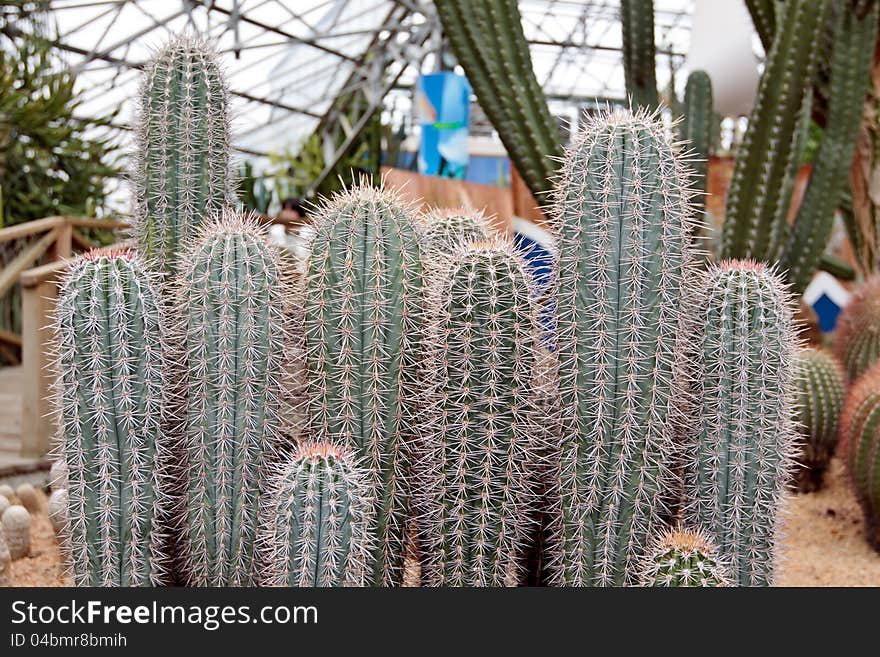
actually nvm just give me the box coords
[0,534,10,586]
[15,483,40,515]
[834,276,880,382]
[2,505,30,560]
[840,362,880,552]
[418,208,493,264]
[49,460,68,491]
[793,348,845,492]
[640,528,731,587]
[0,484,13,500]
[47,489,69,536]
[0,495,10,518]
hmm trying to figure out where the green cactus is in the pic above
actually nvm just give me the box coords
[304,184,424,586]
[54,249,167,586]
[721,0,830,262]
[841,362,880,552]
[418,238,543,586]
[261,442,372,587]
[640,528,731,587]
[434,0,562,198]
[418,208,493,264]
[678,70,713,222]
[174,210,291,587]
[793,348,845,493]
[834,276,880,382]
[133,35,233,278]
[779,1,879,295]
[550,108,695,586]
[744,0,778,52]
[621,0,659,110]
[685,260,798,586]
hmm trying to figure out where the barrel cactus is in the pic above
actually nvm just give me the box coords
[261,442,372,587]
[793,348,845,492]
[2,505,30,560]
[684,260,798,586]
[54,248,167,586]
[133,34,233,278]
[418,208,493,264]
[304,184,424,586]
[640,528,731,587]
[173,209,291,587]
[550,107,695,586]
[418,238,543,587]
[834,276,880,382]
[841,362,880,552]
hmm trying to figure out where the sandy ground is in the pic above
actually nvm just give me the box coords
[5,456,879,587]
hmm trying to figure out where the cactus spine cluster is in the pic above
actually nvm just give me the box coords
[133,35,233,278]
[685,261,798,586]
[621,0,659,110]
[841,363,880,552]
[303,185,424,586]
[779,1,879,295]
[418,238,542,586]
[261,442,372,587]
[834,276,880,382]
[54,249,167,586]
[173,210,290,587]
[640,528,730,587]
[793,348,845,492]
[551,108,694,586]
[678,70,713,219]
[433,0,561,198]
[721,0,830,262]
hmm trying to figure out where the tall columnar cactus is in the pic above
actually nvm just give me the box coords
[721,0,830,262]
[841,362,880,551]
[677,70,713,220]
[54,249,166,586]
[174,210,290,587]
[744,0,777,51]
[133,35,233,278]
[261,442,372,587]
[779,1,879,295]
[418,238,543,587]
[551,108,695,586]
[418,208,493,264]
[793,348,845,492]
[304,184,424,586]
[621,0,659,110]
[640,528,731,587]
[433,0,562,198]
[685,260,798,586]
[834,276,880,382]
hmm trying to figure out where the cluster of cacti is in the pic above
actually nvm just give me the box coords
[417,238,543,586]
[53,248,167,586]
[261,442,372,587]
[550,108,695,586]
[721,0,830,263]
[133,35,233,279]
[779,2,879,295]
[677,70,713,222]
[792,348,845,492]
[841,362,880,552]
[433,0,561,198]
[834,276,880,382]
[684,261,798,586]
[621,0,659,110]
[640,528,730,587]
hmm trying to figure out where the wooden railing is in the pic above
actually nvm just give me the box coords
[0,216,129,458]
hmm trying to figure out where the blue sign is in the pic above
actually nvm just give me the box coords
[415,72,471,178]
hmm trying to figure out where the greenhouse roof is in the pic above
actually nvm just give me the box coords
[1,0,703,183]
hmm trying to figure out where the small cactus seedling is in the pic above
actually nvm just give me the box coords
[304,184,425,586]
[15,483,40,515]
[793,348,845,492]
[54,249,167,586]
[173,209,292,587]
[684,260,798,586]
[640,528,731,587]
[834,276,880,382]
[261,442,372,587]
[0,534,9,586]
[0,496,9,518]
[840,362,880,552]
[418,208,493,265]
[550,107,695,586]
[49,460,68,491]
[133,35,233,278]
[418,238,544,587]
[2,505,30,560]
[48,489,69,536]
[0,484,13,500]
